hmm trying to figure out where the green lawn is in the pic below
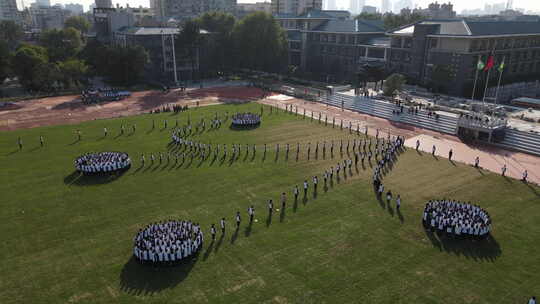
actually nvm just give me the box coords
[0,102,538,304]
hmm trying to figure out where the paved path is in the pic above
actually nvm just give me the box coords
[259,96,540,185]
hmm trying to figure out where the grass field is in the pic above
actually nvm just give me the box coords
[0,102,539,304]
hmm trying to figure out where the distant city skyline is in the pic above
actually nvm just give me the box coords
[14,0,540,13]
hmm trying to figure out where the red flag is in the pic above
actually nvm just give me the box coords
[484,55,494,71]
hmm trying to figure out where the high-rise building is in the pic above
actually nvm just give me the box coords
[362,5,377,13]
[64,3,84,15]
[95,0,113,9]
[36,0,51,8]
[0,0,20,22]
[272,0,322,15]
[349,0,365,15]
[381,0,391,13]
[325,0,337,11]
[156,0,237,20]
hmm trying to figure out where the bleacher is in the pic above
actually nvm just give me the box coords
[325,93,458,135]
[324,92,540,156]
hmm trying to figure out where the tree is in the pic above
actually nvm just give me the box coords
[64,16,91,34]
[12,44,50,90]
[355,12,424,30]
[79,39,108,76]
[0,20,24,48]
[105,45,149,85]
[177,19,203,81]
[196,12,236,74]
[383,73,406,96]
[0,40,12,83]
[58,59,89,88]
[232,12,288,73]
[40,27,83,62]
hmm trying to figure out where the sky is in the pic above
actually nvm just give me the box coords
[18,0,540,14]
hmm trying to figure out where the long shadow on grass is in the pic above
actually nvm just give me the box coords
[424,230,501,262]
[119,255,197,295]
[63,170,127,186]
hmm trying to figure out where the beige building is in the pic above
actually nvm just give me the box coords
[271,0,322,16]
[237,2,271,14]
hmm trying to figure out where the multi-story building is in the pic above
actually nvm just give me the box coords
[95,0,113,9]
[155,0,237,21]
[362,5,377,14]
[0,0,20,22]
[29,5,71,30]
[94,7,135,42]
[276,9,388,81]
[122,5,155,24]
[410,2,456,19]
[237,2,271,17]
[64,3,84,15]
[272,0,322,16]
[386,19,540,97]
[349,0,365,15]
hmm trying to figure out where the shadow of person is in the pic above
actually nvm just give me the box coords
[397,208,404,223]
[266,212,272,227]
[231,228,239,244]
[244,221,253,237]
[386,201,394,216]
[280,208,286,222]
[119,255,197,296]
[525,182,540,198]
[214,234,225,253]
[203,240,215,261]
[63,170,127,186]
[424,230,502,261]
[293,197,298,213]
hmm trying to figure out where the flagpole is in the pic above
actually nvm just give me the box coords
[481,67,492,106]
[471,64,480,101]
[494,56,506,106]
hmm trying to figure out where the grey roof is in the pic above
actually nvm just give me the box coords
[276,9,350,20]
[311,19,385,33]
[512,97,540,105]
[388,19,540,36]
[115,27,209,36]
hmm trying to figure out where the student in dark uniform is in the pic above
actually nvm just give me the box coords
[236,211,241,229]
[220,218,226,234]
[281,192,286,209]
[448,149,453,161]
[17,137,23,150]
[268,199,273,215]
[210,224,216,241]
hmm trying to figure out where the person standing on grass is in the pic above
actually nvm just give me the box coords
[502,164,507,176]
[523,170,528,182]
[528,296,536,304]
[268,199,273,215]
[396,195,401,211]
[236,211,241,229]
[140,153,145,166]
[386,190,392,204]
[432,144,436,156]
[313,176,318,193]
[210,224,216,241]
[281,192,287,209]
[17,137,23,150]
[104,127,108,137]
[248,205,255,223]
[323,171,328,187]
[474,156,480,168]
[448,149,453,161]
[77,130,81,141]
[39,135,44,147]
[132,124,136,133]
[294,185,299,201]
[220,218,226,234]
[303,180,309,196]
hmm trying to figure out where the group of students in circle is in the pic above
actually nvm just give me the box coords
[423,199,492,239]
[133,220,204,266]
[230,112,261,128]
[74,152,131,174]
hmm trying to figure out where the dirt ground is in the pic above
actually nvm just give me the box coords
[0,86,268,131]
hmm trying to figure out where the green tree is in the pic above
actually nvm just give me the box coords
[58,59,89,88]
[176,19,203,81]
[383,73,406,97]
[64,16,91,34]
[0,40,13,83]
[105,45,149,85]
[40,27,83,62]
[196,12,236,74]
[12,44,50,90]
[232,12,288,73]
[79,39,108,76]
[0,20,24,48]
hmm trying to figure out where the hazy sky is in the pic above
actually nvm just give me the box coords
[19,0,540,13]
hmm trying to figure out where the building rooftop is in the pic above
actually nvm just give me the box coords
[388,19,540,36]
[311,19,385,33]
[115,27,209,35]
[276,9,351,20]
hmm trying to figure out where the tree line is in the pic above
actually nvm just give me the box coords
[177,11,289,80]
